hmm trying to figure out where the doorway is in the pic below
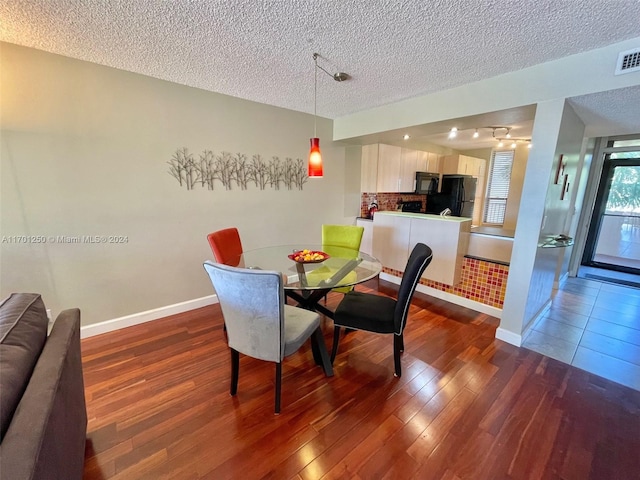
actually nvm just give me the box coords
[582,140,640,278]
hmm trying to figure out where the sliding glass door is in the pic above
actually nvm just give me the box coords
[583,152,640,274]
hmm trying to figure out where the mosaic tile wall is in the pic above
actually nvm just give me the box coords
[360,192,426,218]
[383,256,508,308]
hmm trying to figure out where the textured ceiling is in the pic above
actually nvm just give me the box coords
[2,0,640,144]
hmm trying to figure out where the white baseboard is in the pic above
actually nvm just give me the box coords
[379,272,503,318]
[520,299,552,344]
[487,298,552,348]
[554,272,570,290]
[80,294,218,339]
[495,327,522,347]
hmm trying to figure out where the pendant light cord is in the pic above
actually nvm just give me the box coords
[313,53,318,138]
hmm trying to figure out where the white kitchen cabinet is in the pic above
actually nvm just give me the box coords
[361,144,379,193]
[461,155,485,177]
[399,148,418,192]
[416,150,428,173]
[441,154,485,177]
[355,218,373,256]
[372,212,411,272]
[373,211,471,285]
[362,144,441,193]
[377,145,419,193]
[416,150,441,173]
[375,144,402,192]
[414,150,442,176]
[427,152,442,173]
[408,216,469,285]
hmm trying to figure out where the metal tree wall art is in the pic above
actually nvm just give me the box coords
[168,148,309,191]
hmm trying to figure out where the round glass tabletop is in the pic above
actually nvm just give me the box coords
[239,244,382,290]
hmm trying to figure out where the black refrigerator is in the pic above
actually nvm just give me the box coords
[425,175,477,217]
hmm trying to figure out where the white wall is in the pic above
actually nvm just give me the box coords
[0,43,352,326]
[499,100,586,342]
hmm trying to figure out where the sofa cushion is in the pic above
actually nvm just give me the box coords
[0,293,49,439]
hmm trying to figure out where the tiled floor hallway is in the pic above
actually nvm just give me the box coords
[522,271,640,391]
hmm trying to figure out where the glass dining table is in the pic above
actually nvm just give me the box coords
[236,245,382,319]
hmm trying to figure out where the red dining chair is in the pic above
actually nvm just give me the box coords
[207,228,244,266]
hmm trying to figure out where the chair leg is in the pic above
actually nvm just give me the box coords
[393,335,403,378]
[399,333,404,353]
[230,348,239,395]
[311,328,334,376]
[275,363,282,414]
[331,326,341,363]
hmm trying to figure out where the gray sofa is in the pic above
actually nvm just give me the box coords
[0,293,87,480]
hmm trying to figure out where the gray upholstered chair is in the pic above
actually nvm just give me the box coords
[203,261,333,414]
[331,243,433,377]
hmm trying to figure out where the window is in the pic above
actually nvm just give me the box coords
[483,150,515,225]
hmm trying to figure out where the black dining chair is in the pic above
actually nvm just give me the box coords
[330,243,433,377]
[203,261,334,414]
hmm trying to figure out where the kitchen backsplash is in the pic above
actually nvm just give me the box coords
[360,192,426,218]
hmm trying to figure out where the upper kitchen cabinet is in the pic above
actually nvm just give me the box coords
[441,154,486,178]
[398,148,418,192]
[361,144,379,192]
[361,143,442,193]
[416,151,442,173]
[375,144,402,192]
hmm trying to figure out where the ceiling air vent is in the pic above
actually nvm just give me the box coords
[614,48,640,75]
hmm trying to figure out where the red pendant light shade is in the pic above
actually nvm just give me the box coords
[308,137,323,177]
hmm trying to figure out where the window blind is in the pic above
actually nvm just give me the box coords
[483,150,515,224]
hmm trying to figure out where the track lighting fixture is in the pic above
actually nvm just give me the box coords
[446,125,531,149]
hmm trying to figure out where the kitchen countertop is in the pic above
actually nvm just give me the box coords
[373,211,472,223]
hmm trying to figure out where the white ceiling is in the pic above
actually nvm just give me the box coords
[2,0,640,149]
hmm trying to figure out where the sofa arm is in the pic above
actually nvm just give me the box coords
[0,308,87,480]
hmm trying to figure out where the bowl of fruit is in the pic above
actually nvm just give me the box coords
[288,249,330,264]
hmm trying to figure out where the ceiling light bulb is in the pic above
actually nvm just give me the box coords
[448,127,458,139]
[506,129,512,139]
[403,134,410,140]
[473,129,479,138]
[527,143,533,149]
[497,140,504,147]
[511,142,517,148]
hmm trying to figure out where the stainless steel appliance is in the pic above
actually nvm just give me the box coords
[425,174,476,217]
[400,200,423,213]
[415,172,439,195]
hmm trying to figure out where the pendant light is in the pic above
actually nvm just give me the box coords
[308,54,323,177]
[308,53,350,178]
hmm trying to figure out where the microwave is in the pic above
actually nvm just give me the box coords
[415,172,439,194]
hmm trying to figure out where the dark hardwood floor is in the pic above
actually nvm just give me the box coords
[81,279,640,479]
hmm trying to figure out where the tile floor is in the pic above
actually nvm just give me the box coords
[522,271,640,392]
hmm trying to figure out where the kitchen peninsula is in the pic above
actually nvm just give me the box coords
[366,211,509,317]
[372,211,471,285]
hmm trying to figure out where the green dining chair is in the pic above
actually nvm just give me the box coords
[321,224,364,294]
